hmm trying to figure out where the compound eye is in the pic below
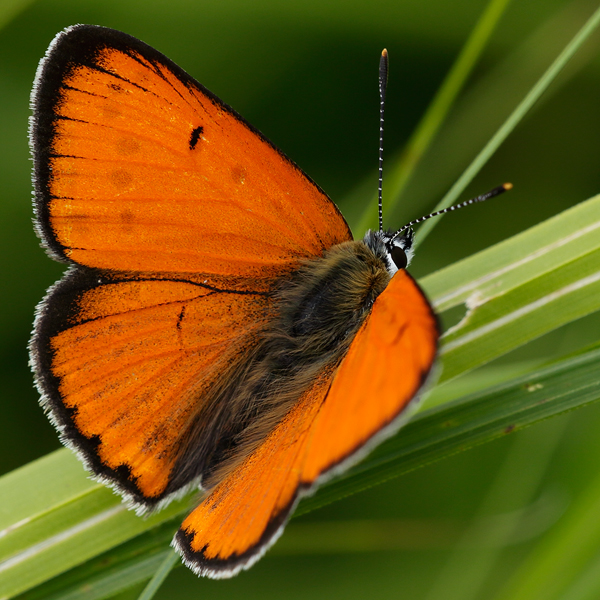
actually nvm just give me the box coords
[390,245,407,270]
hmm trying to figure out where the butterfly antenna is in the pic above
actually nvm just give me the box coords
[389,183,513,244]
[378,49,388,233]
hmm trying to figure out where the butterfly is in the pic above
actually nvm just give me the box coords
[29,24,444,578]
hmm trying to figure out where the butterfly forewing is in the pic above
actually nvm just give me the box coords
[31,25,351,278]
[30,25,351,509]
[302,269,439,480]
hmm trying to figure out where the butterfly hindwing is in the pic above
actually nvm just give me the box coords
[30,24,353,511]
[31,267,275,510]
[175,270,438,577]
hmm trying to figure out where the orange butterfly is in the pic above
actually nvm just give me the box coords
[30,25,458,578]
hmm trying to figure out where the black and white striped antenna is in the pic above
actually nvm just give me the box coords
[378,49,388,233]
[375,48,511,242]
[388,183,512,245]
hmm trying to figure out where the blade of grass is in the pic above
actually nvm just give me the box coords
[420,194,600,313]
[355,0,513,234]
[0,476,192,598]
[424,362,543,410]
[0,452,117,563]
[3,191,600,597]
[24,501,567,600]
[413,3,600,248]
[136,550,178,600]
[439,242,600,381]
[423,193,600,381]
[17,343,600,600]
[14,519,180,600]
[380,0,600,233]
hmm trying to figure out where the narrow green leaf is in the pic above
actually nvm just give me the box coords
[439,244,600,381]
[14,520,180,600]
[18,344,600,600]
[414,3,600,246]
[19,503,565,600]
[0,467,192,599]
[423,194,600,380]
[136,550,178,600]
[421,193,600,312]
[0,451,108,564]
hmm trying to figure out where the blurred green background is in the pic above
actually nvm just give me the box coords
[1,0,600,598]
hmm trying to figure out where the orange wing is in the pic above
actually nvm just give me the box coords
[32,269,273,510]
[31,25,351,281]
[175,270,438,577]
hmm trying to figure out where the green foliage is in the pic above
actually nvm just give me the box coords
[3,191,600,598]
[426,193,600,380]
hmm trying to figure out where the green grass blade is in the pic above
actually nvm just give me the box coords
[15,504,565,600]
[355,0,513,234]
[136,550,178,600]
[0,453,124,581]
[17,344,600,600]
[14,520,180,600]
[439,243,600,380]
[0,457,192,598]
[423,193,600,381]
[421,194,600,313]
[414,3,600,247]
[3,191,600,597]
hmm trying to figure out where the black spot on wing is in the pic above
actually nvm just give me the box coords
[176,305,186,330]
[189,126,203,150]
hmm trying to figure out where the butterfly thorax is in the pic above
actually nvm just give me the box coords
[171,239,398,491]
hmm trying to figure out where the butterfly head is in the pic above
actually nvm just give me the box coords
[366,183,513,278]
[362,228,414,276]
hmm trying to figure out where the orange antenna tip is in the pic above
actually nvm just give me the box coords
[503,182,513,190]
